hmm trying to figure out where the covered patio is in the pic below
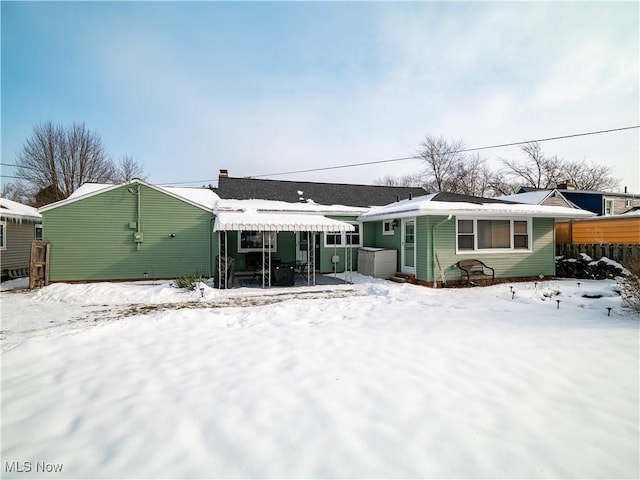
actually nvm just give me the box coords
[213,210,356,289]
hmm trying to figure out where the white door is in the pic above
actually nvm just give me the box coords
[401,218,416,274]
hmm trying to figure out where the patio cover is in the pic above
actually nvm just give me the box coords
[214,211,355,232]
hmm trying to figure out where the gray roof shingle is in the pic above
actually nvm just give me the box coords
[215,176,426,208]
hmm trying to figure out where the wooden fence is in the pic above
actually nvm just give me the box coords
[556,243,638,266]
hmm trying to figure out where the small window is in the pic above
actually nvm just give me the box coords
[0,222,5,249]
[346,223,360,245]
[35,224,43,240]
[604,199,614,215]
[324,222,362,247]
[513,221,529,249]
[325,233,342,246]
[626,199,632,208]
[457,220,475,250]
[382,220,395,235]
[238,231,277,252]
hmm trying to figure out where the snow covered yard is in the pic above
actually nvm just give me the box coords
[1,276,638,479]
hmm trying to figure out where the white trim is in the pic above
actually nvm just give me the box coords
[237,230,277,253]
[455,217,533,254]
[323,222,362,247]
[0,221,6,250]
[215,211,356,232]
[38,179,218,213]
[401,218,416,274]
[382,220,395,235]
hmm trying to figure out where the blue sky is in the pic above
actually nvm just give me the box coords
[2,1,639,192]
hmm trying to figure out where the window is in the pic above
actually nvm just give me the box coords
[238,230,277,252]
[324,222,362,247]
[457,218,531,252]
[457,220,474,250]
[604,199,614,215]
[0,222,5,250]
[382,220,395,236]
[346,223,360,245]
[513,221,529,249]
[35,224,43,240]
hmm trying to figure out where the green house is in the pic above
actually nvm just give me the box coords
[39,180,593,286]
[358,192,595,286]
[39,180,367,284]
[39,180,219,282]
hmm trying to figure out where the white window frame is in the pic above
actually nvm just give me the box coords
[456,217,533,254]
[0,221,6,250]
[382,220,395,236]
[237,230,277,253]
[35,224,43,240]
[324,222,362,247]
[604,199,614,216]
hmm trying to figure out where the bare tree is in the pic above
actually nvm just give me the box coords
[1,182,32,205]
[114,155,147,183]
[501,142,564,190]
[374,172,423,187]
[448,153,496,197]
[560,160,620,191]
[417,135,467,192]
[502,142,620,192]
[485,170,519,197]
[15,122,115,206]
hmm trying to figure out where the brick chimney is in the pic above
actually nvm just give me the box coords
[219,169,229,178]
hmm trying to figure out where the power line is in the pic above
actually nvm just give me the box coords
[252,125,639,178]
[1,162,41,172]
[3,125,638,186]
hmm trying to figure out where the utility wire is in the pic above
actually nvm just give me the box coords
[3,125,638,186]
[252,125,639,178]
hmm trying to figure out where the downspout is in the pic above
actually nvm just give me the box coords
[432,214,453,288]
[210,217,214,279]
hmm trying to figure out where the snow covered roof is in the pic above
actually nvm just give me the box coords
[499,190,555,204]
[214,211,355,232]
[498,189,582,209]
[0,197,42,222]
[214,198,366,215]
[359,193,596,221]
[40,180,220,213]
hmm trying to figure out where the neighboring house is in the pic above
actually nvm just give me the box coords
[358,192,594,286]
[215,170,423,207]
[0,197,43,279]
[498,189,581,210]
[514,185,640,216]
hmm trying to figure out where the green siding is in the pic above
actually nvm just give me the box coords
[430,216,556,283]
[364,216,556,283]
[43,185,217,281]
